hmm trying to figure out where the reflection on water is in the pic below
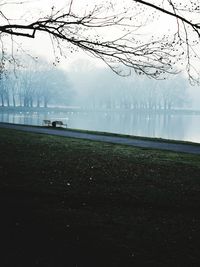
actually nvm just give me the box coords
[0,110,200,143]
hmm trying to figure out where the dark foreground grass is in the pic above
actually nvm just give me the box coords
[0,128,200,267]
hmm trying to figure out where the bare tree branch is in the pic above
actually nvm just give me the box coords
[133,0,200,38]
[0,0,200,83]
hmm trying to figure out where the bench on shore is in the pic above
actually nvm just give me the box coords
[52,120,67,128]
[43,120,51,126]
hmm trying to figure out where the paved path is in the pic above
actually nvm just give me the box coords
[0,122,200,155]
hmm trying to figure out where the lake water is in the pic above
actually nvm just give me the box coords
[0,110,200,143]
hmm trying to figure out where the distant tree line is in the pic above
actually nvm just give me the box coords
[0,60,74,108]
[71,66,190,112]
[0,58,191,111]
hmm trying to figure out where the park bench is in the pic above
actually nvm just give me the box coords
[52,120,67,128]
[43,120,51,126]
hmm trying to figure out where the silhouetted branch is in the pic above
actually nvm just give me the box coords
[0,0,200,83]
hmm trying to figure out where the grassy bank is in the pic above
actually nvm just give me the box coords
[0,128,200,267]
[52,126,200,146]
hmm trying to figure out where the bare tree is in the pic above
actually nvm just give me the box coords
[0,0,200,83]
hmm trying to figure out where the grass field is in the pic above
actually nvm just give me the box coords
[0,127,200,266]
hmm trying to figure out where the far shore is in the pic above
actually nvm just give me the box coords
[0,105,200,115]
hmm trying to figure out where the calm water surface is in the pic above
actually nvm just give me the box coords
[0,110,200,143]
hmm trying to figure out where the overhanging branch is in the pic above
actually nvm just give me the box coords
[0,0,199,83]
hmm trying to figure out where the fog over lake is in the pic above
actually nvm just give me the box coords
[1,110,200,143]
[1,59,200,143]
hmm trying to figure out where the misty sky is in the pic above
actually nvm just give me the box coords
[0,1,200,142]
[1,0,200,106]
[1,0,180,69]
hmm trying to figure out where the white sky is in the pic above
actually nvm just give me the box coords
[1,0,200,78]
[1,1,177,62]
